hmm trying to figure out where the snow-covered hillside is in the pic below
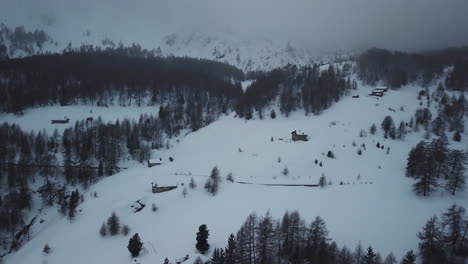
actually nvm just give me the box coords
[3,81,467,264]
[0,21,351,71]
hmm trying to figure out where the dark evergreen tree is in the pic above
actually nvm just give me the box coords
[370,123,377,135]
[127,233,143,257]
[417,216,446,264]
[43,243,51,254]
[441,204,465,257]
[383,252,397,264]
[189,177,197,189]
[256,211,276,264]
[205,166,221,195]
[99,222,107,237]
[381,116,396,139]
[211,248,226,264]
[196,224,210,254]
[107,212,120,235]
[68,189,79,221]
[362,246,377,264]
[445,150,467,195]
[400,250,416,264]
[225,234,238,264]
[270,110,276,119]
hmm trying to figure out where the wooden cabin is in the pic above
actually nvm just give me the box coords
[370,90,384,97]
[370,86,388,97]
[291,130,308,141]
[51,118,70,124]
[147,159,162,168]
[151,182,177,193]
[375,86,388,92]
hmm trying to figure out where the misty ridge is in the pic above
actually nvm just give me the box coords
[1,0,468,52]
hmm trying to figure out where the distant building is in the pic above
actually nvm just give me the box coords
[151,182,177,193]
[291,130,308,141]
[51,118,70,124]
[370,86,388,97]
[147,159,162,168]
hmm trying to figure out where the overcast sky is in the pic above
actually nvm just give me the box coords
[2,0,468,52]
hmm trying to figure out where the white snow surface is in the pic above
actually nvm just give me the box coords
[3,83,468,264]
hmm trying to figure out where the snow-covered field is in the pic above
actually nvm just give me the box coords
[0,105,159,134]
[3,83,467,264]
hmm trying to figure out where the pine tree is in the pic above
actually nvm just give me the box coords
[338,245,354,264]
[381,116,395,139]
[211,248,226,264]
[226,172,234,183]
[354,242,364,264]
[383,252,397,264]
[99,222,107,237]
[430,138,448,179]
[122,225,130,236]
[270,110,276,119]
[256,211,276,264]
[225,234,238,264]
[127,233,143,257]
[445,150,467,195]
[43,243,51,254]
[189,177,197,189]
[308,216,329,247]
[68,189,79,221]
[362,246,376,264]
[441,204,465,255]
[196,224,210,254]
[417,216,446,264]
[107,212,120,235]
[370,123,377,135]
[319,174,327,187]
[400,250,416,264]
[205,166,221,195]
[397,121,406,139]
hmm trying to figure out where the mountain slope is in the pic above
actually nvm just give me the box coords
[3,80,467,264]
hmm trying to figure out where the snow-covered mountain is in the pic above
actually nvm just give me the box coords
[0,22,353,71]
[153,32,347,72]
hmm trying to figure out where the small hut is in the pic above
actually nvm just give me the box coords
[147,159,162,168]
[370,86,388,97]
[291,130,308,141]
[151,182,177,193]
[51,118,70,124]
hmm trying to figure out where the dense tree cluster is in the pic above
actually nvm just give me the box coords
[236,64,352,119]
[0,46,244,113]
[406,139,466,196]
[446,58,468,91]
[211,211,403,264]
[357,47,468,88]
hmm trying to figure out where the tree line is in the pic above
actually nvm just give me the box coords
[357,47,468,89]
[195,209,463,264]
[236,63,354,119]
[0,45,244,113]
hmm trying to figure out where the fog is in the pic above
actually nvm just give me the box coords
[2,0,468,52]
